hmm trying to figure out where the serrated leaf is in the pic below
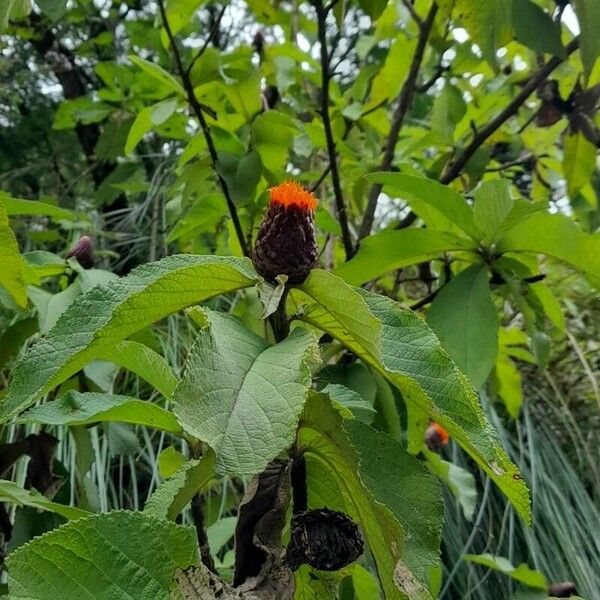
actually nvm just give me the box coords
[294,270,531,522]
[95,340,178,399]
[364,173,478,239]
[5,511,199,599]
[129,55,185,96]
[1,255,258,422]
[345,420,443,585]
[145,453,216,520]
[0,200,27,308]
[0,479,88,521]
[427,265,499,389]
[498,212,600,289]
[299,394,431,600]
[18,391,181,434]
[174,309,318,475]
[335,228,477,286]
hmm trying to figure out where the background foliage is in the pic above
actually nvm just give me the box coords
[0,0,599,598]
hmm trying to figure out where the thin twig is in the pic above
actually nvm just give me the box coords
[157,0,249,256]
[357,2,438,244]
[191,493,217,573]
[186,4,227,76]
[402,0,423,28]
[314,0,354,260]
[439,38,580,185]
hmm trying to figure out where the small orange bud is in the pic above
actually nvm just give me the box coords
[425,422,450,452]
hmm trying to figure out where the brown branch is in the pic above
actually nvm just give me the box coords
[402,0,423,27]
[191,493,217,573]
[157,0,249,256]
[439,38,580,185]
[357,2,438,244]
[314,0,354,260]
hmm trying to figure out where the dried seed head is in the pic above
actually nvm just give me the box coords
[286,508,363,572]
[548,581,577,597]
[252,181,319,285]
[66,235,94,269]
[425,422,450,453]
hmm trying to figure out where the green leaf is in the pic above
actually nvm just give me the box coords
[18,391,182,434]
[492,352,523,418]
[562,130,597,198]
[299,394,431,600]
[498,212,600,289]
[5,511,199,599]
[512,0,564,57]
[465,553,547,589]
[207,516,236,555]
[0,0,31,30]
[145,453,216,520]
[36,0,67,21]
[256,275,288,319]
[95,340,179,399]
[295,270,530,522]
[430,84,467,141]
[0,255,258,422]
[166,193,227,242]
[454,0,513,67]
[0,193,79,221]
[0,479,88,521]
[573,0,600,79]
[223,72,262,122]
[345,420,443,586]
[0,200,27,308]
[160,0,209,42]
[364,173,478,239]
[129,55,185,96]
[217,150,262,205]
[427,265,499,389]
[357,0,387,19]
[334,228,477,286]
[425,451,477,521]
[173,308,318,475]
[323,384,376,424]
[125,99,178,155]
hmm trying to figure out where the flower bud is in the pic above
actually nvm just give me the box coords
[66,235,94,269]
[252,181,318,285]
[286,508,363,571]
[425,422,450,453]
[548,581,577,597]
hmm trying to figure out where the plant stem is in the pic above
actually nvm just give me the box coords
[314,0,354,261]
[191,492,217,573]
[157,0,249,257]
[357,2,438,244]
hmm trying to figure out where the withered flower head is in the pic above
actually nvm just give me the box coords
[252,181,319,285]
[425,422,450,453]
[286,508,363,572]
[66,235,94,269]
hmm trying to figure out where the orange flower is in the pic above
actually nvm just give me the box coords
[252,181,319,284]
[268,181,318,212]
[425,422,450,452]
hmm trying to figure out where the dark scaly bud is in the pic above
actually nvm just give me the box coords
[252,181,318,285]
[252,29,265,57]
[286,508,363,571]
[66,235,94,269]
[425,422,450,453]
[548,581,577,597]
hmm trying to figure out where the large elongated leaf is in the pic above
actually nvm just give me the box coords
[299,394,432,600]
[0,479,88,521]
[0,200,27,307]
[498,212,600,289]
[95,340,178,399]
[345,420,443,585]
[334,229,476,286]
[295,270,530,522]
[427,265,499,389]
[0,192,79,221]
[364,173,478,239]
[173,308,318,475]
[0,255,258,422]
[18,391,182,434]
[5,511,198,600]
[573,0,600,79]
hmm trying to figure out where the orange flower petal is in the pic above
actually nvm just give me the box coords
[269,181,318,212]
